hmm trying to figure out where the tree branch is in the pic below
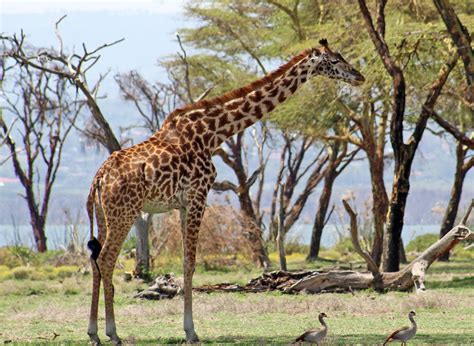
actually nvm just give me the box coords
[342,199,380,275]
[428,109,474,149]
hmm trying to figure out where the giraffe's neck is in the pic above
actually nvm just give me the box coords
[199,54,314,150]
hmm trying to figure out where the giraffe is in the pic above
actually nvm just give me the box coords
[86,39,364,345]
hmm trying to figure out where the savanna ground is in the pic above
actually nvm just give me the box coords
[0,240,473,345]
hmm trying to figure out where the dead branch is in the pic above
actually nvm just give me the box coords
[1,19,123,153]
[342,199,380,275]
[176,33,194,103]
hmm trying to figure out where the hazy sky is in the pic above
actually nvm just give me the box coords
[1,0,189,98]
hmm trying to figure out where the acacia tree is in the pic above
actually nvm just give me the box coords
[428,71,474,261]
[0,62,81,252]
[358,0,460,271]
[431,0,474,261]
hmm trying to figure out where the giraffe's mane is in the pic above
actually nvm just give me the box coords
[163,48,312,125]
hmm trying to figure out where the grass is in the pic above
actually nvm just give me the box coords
[0,257,473,344]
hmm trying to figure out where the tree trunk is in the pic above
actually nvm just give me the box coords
[367,155,388,267]
[134,213,151,278]
[25,185,48,253]
[399,238,407,264]
[438,142,468,261]
[238,193,271,269]
[307,168,337,261]
[247,222,272,270]
[31,215,47,253]
[277,183,287,271]
[383,158,413,272]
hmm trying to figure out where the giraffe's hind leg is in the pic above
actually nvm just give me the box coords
[98,214,137,345]
[88,204,106,344]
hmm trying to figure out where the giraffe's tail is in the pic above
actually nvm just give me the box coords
[86,176,102,261]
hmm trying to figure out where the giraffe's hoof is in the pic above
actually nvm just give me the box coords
[111,338,122,346]
[185,331,200,343]
[106,334,122,345]
[88,334,101,345]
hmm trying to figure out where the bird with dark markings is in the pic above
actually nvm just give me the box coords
[294,312,328,345]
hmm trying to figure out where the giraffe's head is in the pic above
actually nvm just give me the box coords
[308,39,365,86]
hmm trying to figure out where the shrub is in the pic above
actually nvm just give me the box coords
[53,266,77,279]
[452,246,474,260]
[0,265,12,281]
[284,240,309,255]
[0,247,28,267]
[406,233,438,253]
[149,205,254,270]
[64,288,80,295]
[10,266,34,280]
[332,237,356,254]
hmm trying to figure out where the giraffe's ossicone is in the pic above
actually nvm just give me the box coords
[86,38,364,345]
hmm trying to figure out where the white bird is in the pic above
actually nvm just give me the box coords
[294,312,328,345]
[384,310,417,345]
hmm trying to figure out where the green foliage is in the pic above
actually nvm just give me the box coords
[405,233,474,259]
[53,266,77,279]
[0,264,81,282]
[0,246,35,267]
[122,235,137,254]
[451,245,474,260]
[0,246,70,268]
[0,246,87,281]
[282,239,309,256]
[406,233,439,252]
[10,266,35,280]
[164,0,474,149]
[332,237,356,255]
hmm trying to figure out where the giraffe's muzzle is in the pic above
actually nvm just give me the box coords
[350,70,366,86]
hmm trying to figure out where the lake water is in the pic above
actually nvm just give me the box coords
[0,223,440,250]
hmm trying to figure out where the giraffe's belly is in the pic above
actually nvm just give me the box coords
[142,198,180,214]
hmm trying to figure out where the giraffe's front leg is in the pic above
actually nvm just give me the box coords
[183,248,199,343]
[180,201,205,343]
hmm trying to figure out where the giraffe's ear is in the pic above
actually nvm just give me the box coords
[319,38,329,47]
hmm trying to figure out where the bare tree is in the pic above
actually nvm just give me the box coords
[0,62,81,252]
[307,139,359,260]
[1,18,124,153]
[268,132,357,257]
[213,127,272,269]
